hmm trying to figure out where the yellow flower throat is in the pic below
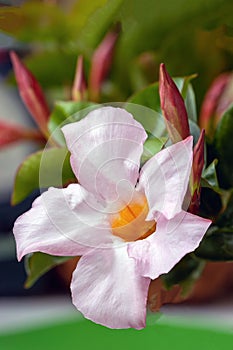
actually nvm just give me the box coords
[111,195,156,242]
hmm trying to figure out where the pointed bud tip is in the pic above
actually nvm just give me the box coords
[89,28,119,101]
[195,129,205,152]
[9,50,50,136]
[159,63,170,83]
[159,62,190,142]
[10,51,22,70]
[72,55,87,101]
[9,50,16,61]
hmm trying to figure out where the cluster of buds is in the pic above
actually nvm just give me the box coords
[0,28,119,150]
[159,63,205,214]
[72,27,119,102]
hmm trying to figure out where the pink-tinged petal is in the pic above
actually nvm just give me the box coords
[128,211,211,280]
[159,63,190,143]
[138,136,193,220]
[71,245,150,329]
[10,51,50,137]
[62,107,147,203]
[0,120,45,148]
[13,184,113,261]
[72,55,87,102]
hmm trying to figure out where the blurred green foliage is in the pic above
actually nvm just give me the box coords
[12,147,75,205]
[1,0,233,107]
[25,252,70,288]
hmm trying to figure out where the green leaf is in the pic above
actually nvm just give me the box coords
[124,101,167,139]
[0,0,123,48]
[0,3,72,43]
[181,75,197,122]
[201,159,222,195]
[48,101,97,145]
[24,51,78,88]
[12,148,75,205]
[126,78,199,146]
[75,0,124,48]
[195,226,233,261]
[189,119,201,145]
[202,159,219,188]
[199,187,222,219]
[115,0,233,100]
[127,82,161,113]
[141,134,167,165]
[127,77,197,122]
[162,254,205,296]
[25,252,71,288]
[216,191,233,228]
[200,160,232,219]
[214,104,233,188]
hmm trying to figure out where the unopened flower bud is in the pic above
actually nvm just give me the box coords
[72,55,87,101]
[159,63,190,143]
[10,51,50,137]
[189,129,205,214]
[89,27,119,101]
[0,120,45,148]
[199,73,233,139]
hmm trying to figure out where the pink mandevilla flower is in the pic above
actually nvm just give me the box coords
[13,107,211,329]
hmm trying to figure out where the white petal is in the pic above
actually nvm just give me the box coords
[62,107,147,203]
[13,184,113,260]
[71,245,150,329]
[138,136,193,220]
[128,210,211,279]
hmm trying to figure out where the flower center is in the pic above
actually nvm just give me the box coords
[110,195,156,242]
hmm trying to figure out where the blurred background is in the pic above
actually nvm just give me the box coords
[0,0,232,348]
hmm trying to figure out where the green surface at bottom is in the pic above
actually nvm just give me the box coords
[0,318,232,350]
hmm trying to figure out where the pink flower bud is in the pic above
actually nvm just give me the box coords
[189,129,205,214]
[72,55,87,101]
[10,51,50,137]
[89,28,119,101]
[159,63,190,143]
[0,120,45,148]
[199,73,233,138]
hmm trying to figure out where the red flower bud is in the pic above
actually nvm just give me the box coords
[10,51,50,137]
[0,120,45,148]
[159,63,190,143]
[89,28,119,101]
[189,129,205,214]
[199,73,232,139]
[72,55,87,101]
